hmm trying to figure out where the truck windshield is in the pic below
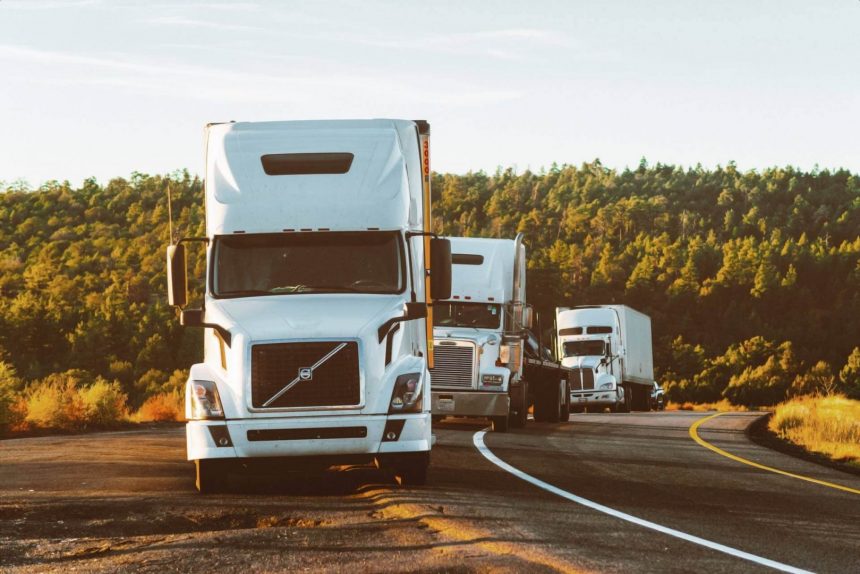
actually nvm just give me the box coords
[212,231,404,297]
[434,302,501,329]
[563,340,607,357]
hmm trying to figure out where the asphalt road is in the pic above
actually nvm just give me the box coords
[2,412,859,573]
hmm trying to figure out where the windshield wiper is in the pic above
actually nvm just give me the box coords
[220,289,271,297]
[270,285,365,294]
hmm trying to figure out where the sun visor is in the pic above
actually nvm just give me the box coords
[206,121,411,235]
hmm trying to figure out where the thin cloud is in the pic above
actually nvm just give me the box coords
[145,15,262,32]
[0,44,523,107]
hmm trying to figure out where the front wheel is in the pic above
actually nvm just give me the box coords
[559,380,570,422]
[510,381,529,428]
[195,459,230,494]
[492,415,509,433]
[618,385,631,413]
[393,452,429,486]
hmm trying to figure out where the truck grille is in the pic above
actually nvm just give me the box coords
[569,368,595,391]
[251,341,360,409]
[430,342,475,389]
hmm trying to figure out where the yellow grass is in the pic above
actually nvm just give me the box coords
[666,399,747,412]
[769,394,860,466]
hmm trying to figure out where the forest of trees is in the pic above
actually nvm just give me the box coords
[1,162,859,429]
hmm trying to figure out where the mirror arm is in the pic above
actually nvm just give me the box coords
[405,231,439,239]
[180,309,232,347]
[377,303,427,343]
[176,236,209,246]
[378,316,405,343]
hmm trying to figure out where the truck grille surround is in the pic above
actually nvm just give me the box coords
[431,342,476,389]
[569,368,595,391]
[251,341,360,408]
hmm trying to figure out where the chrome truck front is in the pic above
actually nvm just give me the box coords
[430,340,510,417]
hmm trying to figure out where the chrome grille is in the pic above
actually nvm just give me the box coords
[251,341,360,409]
[431,342,476,389]
[569,368,595,391]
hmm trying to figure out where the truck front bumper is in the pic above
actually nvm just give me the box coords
[431,390,509,417]
[570,391,619,407]
[187,413,430,462]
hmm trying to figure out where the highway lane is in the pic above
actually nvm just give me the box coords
[1,412,858,573]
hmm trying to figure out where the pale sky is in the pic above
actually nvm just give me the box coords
[1,0,858,188]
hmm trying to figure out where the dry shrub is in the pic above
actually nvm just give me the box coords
[25,379,86,430]
[24,374,129,430]
[134,390,185,422]
[769,394,860,465]
[80,379,129,425]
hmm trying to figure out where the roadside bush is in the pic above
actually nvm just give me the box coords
[80,378,128,425]
[25,377,86,430]
[840,348,860,399]
[789,361,838,397]
[769,394,860,465]
[24,370,130,430]
[134,390,184,422]
[0,361,24,428]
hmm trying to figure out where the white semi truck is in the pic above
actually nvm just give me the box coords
[555,305,654,413]
[166,119,452,492]
[430,234,571,430]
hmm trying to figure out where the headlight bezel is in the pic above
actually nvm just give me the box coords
[389,372,423,413]
[189,380,225,420]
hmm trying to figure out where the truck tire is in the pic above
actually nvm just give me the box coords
[618,384,632,413]
[394,452,429,486]
[546,381,562,423]
[632,384,650,411]
[492,415,509,432]
[195,459,229,494]
[559,380,570,421]
[510,381,529,428]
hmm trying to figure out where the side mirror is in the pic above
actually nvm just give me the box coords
[166,244,187,308]
[522,306,534,330]
[430,237,452,300]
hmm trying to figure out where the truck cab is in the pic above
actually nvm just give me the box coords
[166,119,451,491]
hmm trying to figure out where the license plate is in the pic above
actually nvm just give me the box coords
[578,397,586,402]
[438,398,455,412]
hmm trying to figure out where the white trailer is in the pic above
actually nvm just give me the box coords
[166,119,452,492]
[555,305,654,412]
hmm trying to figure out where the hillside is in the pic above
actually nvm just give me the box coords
[1,163,858,420]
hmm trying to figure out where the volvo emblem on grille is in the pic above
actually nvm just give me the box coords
[261,342,348,407]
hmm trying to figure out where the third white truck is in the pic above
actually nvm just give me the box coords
[555,305,654,413]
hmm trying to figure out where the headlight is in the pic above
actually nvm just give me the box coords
[481,374,504,386]
[189,380,224,419]
[389,372,423,413]
[599,382,615,390]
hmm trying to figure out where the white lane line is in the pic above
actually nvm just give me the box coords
[473,430,813,574]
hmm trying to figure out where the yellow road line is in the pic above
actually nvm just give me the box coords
[689,412,860,496]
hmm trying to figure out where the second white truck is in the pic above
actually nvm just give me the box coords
[430,234,571,430]
[556,305,654,412]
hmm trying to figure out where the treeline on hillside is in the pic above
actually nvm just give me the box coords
[0,163,859,430]
[431,162,860,404]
